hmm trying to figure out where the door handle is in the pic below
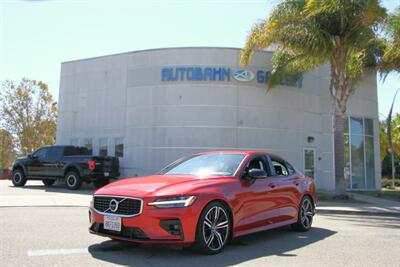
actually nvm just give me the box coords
[293,181,300,186]
[268,183,276,189]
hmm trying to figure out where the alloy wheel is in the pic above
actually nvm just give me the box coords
[67,175,77,187]
[202,206,229,251]
[13,173,22,183]
[300,198,313,229]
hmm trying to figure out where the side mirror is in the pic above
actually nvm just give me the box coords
[27,154,32,158]
[248,168,267,179]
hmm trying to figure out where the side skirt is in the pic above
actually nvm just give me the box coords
[233,219,298,238]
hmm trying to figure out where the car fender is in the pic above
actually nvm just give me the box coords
[194,192,235,229]
[63,163,83,177]
[12,163,27,176]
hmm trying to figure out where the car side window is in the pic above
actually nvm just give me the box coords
[32,148,47,160]
[46,147,64,161]
[245,157,271,176]
[286,162,295,175]
[271,158,290,177]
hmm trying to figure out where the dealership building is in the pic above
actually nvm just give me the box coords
[56,47,380,191]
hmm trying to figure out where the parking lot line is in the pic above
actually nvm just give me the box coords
[27,248,88,257]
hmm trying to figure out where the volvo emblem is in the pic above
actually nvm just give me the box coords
[233,69,255,82]
[109,199,119,212]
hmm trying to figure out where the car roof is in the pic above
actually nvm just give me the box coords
[194,150,274,156]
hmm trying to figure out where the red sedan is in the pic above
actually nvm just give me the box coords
[89,151,316,254]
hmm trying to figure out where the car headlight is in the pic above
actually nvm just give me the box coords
[148,196,197,208]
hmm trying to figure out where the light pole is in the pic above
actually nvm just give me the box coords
[387,88,400,188]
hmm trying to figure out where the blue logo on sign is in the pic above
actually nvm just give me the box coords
[233,69,255,82]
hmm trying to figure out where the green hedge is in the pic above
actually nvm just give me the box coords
[382,178,400,188]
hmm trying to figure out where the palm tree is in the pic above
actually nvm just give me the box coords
[241,0,398,195]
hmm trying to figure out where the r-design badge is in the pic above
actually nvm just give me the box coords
[233,69,255,82]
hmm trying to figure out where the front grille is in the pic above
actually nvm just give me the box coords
[94,196,142,217]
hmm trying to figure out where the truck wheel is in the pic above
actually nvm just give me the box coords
[12,169,27,187]
[93,179,109,189]
[65,171,82,190]
[42,179,55,187]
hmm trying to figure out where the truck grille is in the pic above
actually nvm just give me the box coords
[93,196,142,217]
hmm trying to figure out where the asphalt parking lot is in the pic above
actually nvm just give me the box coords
[1,180,399,267]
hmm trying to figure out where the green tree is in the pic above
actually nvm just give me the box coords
[381,7,400,73]
[380,113,400,178]
[241,0,398,195]
[380,120,388,162]
[0,129,16,168]
[0,78,57,155]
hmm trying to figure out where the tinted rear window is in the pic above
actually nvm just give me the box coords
[63,146,91,156]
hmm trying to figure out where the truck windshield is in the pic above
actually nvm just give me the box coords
[159,153,246,177]
[64,146,91,156]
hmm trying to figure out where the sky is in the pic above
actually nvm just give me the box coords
[1,0,399,119]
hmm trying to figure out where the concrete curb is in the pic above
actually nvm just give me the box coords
[316,207,400,217]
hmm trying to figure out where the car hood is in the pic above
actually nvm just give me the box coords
[94,174,232,198]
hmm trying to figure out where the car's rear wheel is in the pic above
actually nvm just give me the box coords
[65,171,82,190]
[42,179,55,187]
[292,196,314,232]
[193,202,231,255]
[12,169,27,187]
[93,179,109,189]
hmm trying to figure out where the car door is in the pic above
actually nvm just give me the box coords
[43,146,64,177]
[266,155,300,223]
[27,147,48,177]
[235,155,278,231]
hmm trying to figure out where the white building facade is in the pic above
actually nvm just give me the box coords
[56,47,381,191]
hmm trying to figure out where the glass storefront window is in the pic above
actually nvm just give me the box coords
[115,137,124,158]
[83,138,93,155]
[350,134,365,189]
[99,138,108,156]
[344,117,376,190]
[364,119,373,136]
[365,136,375,189]
[350,117,363,135]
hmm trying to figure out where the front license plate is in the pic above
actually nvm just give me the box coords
[104,216,121,232]
[104,172,109,177]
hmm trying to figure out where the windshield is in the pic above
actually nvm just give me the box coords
[159,153,246,177]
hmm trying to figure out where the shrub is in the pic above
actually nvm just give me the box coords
[381,178,400,188]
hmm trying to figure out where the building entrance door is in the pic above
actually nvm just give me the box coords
[303,148,316,179]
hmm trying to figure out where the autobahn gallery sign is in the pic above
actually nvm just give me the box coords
[161,66,303,88]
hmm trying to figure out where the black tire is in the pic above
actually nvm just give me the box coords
[93,179,109,189]
[292,196,314,232]
[42,179,55,187]
[192,202,231,255]
[65,171,82,190]
[12,169,27,187]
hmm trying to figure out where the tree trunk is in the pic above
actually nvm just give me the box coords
[334,114,347,195]
[330,38,351,196]
[391,151,395,187]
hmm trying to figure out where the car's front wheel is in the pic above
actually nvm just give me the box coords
[12,169,27,187]
[292,196,314,232]
[193,202,231,255]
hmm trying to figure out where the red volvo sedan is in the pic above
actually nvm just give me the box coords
[89,151,316,254]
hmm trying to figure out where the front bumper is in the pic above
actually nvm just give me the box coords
[88,201,201,244]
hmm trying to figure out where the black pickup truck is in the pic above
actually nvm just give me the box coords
[11,145,120,190]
